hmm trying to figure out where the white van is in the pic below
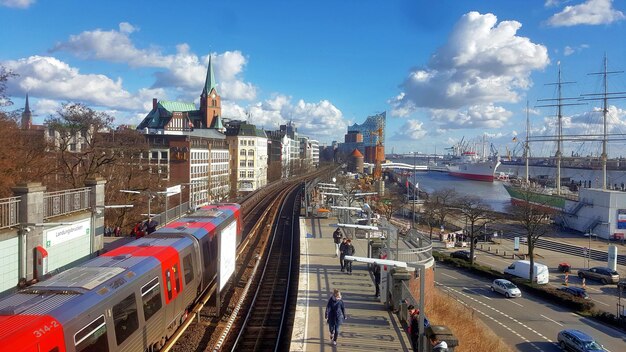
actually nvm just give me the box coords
[504,260,549,284]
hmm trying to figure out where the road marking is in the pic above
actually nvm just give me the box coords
[509,299,524,308]
[440,272,458,280]
[463,287,493,300]
[591,298,610,307]
[438,282,554,346]
[540,314,563,327]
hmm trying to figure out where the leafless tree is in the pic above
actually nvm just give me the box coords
[423,188,459,240]
[506,185,558,283]
[457,195,495,265]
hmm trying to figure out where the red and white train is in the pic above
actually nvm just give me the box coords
[0,203,241,352]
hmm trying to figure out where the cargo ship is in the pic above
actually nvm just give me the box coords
[446,151,501,182]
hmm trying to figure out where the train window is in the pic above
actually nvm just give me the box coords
[173,264,181,292]
[166,270,172,300]
[183,254,194,284]
[112,293,139,345]
[74,315,108,352]
[141,277,162,321]
[203,241,210,269]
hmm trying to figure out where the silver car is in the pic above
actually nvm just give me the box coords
[491,279,522,298]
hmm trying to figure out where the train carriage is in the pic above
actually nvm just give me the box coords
[0,203,240,352]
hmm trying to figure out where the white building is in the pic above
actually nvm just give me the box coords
[225,121,269,195]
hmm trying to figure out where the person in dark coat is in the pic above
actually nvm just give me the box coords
[343,239,355,274]
[339,238,348,272]
[332,228,342,257]
[408,305,420,351]
[146,218,158,234]
[372,264,381,298]
[325,289,346,346]
[430,335,449,352]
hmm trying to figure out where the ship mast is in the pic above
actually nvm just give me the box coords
[581,54,626,190]
[536,62,579,195]
[525,100,530,184]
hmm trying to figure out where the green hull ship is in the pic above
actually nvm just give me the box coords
[503,184,572,210]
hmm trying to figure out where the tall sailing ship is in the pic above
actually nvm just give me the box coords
[504,57,626,217]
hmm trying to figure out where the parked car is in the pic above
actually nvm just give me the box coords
[557,329,604,351]
[450,250,475,261]
[577,266,620,284]
[490,279,522,298]
[557,286,590,300]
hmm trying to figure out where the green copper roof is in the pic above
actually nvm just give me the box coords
[202,56,217,97]
[158,100,196,112]
[210,115,224,129]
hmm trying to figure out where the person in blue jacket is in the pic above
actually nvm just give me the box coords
[325,289,347,346]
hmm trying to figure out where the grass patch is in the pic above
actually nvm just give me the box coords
[429,288,513,352]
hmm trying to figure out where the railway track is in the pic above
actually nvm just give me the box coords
[227,185,300,351]
[166,166,332,351]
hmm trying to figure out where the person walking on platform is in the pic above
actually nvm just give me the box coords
[372,264,381,298]
[407,305,420,352]
[332,228,342,257]
[339,238,348,272]
[325,289,346,346]
[343,239,355,274]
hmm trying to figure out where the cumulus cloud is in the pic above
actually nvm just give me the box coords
[545,0,564,7]
[393,11,548,131]
[564,44,589,56]
[2,55,165,111]
[51,23,257,101]
[429,104,512,129]
[222,95,347,142]
[391,120,428,141]
[547,0,625,26]
[0,0,35,8]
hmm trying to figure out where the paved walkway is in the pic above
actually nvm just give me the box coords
[290,217,412,352]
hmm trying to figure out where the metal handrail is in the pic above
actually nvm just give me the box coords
[0,197,20,230]
[44,188,91,219]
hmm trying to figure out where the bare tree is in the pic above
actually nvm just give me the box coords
[457,195,495,265]
[507,185,558,283]
[423,188,459,240]
[45,103,116,188]
[0,66,17,107]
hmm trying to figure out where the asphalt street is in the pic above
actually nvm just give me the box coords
[435,264,626,352]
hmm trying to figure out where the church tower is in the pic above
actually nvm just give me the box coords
[200,56,222,129]
[21,93,32,129]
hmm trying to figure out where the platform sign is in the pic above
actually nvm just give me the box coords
[219,220,237,291]
[514,237,520,251]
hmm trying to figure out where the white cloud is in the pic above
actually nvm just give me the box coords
[563,44,589,56]
[222,95,346,142]
[391,120,428,141]
[2,55,164,111]
[31,98,60,117]
[429,104,512,129]
[393,11,549,127]
[547,0,625,26]
[51,24,257,101]
[545,0,564,7]
[0,0,35,8]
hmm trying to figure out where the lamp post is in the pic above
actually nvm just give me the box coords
[120,190,156,221]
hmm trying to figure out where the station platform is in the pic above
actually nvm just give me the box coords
[290,217,412,351]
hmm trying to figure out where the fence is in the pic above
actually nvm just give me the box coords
[44,188,91,219]
[0,197,20,230]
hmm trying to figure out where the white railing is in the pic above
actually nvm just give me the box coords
[0,197,20,230]
[44,188,91,219]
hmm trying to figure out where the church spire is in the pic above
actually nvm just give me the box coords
[201,55,217,97]
[24,93,31,113]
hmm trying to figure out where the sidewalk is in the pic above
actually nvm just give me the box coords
[290,217,412,352]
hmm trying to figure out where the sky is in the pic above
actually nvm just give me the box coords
[2,0,626,158]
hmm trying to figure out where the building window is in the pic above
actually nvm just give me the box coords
[161,151,168,159]
[239,161,245,167]
[240,171,245,178]
[247,161,254,167]
[248,171,254,178]
[250,140,255,146]
[248,149,254,156]
[152,151,158,159]
[240,149,246,156]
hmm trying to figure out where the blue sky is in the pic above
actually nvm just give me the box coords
[2,0,626,157]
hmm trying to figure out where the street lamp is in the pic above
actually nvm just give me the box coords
[120,190,156,221]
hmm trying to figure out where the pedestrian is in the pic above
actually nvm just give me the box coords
[343,239,355,274]
[407,305,420,352]
[332,228,342,257]
[146,218,158,234]
[339,238,348,272]
[113,226,121,236]
[132,221,145,239]
[429,335,448,352]
[325,289,346,346]
[372,264,381,298]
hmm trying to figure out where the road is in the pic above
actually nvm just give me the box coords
[435,264,626,352]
